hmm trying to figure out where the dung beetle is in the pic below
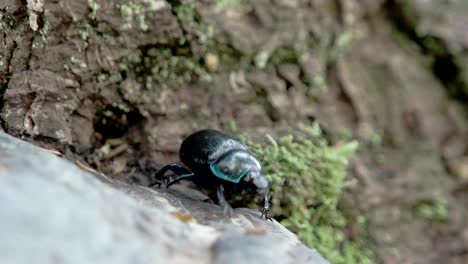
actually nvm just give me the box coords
[149,129,271,220]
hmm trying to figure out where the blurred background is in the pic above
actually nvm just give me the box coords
[1,0,468,263]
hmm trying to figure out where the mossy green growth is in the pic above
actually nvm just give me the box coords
[215,0,251,13]
[413,198,449,222]
[0,12,15,31]
[174,3,214,44]
[326,30,356,64]
[255,47,300,69]
[245,126,374,264]
[119,48,212,87]
[88,0,100,20]
[174,3,196,23]
[120,0,167,31]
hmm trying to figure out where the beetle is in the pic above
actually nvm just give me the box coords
[149,129,271,220]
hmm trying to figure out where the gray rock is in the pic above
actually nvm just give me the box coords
[0,132,328,264]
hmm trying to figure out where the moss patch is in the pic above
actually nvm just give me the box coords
[118,47,212,88]
[0,12,15,31]
[245,125,374,264]
[412,198,449,222]
[120,0,167,31]
[215,0,251,12]
[174,3,214,44]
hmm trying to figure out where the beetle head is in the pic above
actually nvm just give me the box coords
[241,166,268,193]
[210,150,268,192]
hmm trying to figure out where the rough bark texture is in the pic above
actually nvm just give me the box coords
[1,0,468,263]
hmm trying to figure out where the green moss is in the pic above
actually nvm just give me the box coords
[327,30,356,64]
[31,19,50,50]
[312,74,326,87]
[102,34,116,44]
[173,3,247,70]
[420,36,448,57]
[112,3,244,88]
[335,31,355,50]
[119,47,212,88]
[165,3,244,73]
[78,25,90,43]
[120,0,167,31]
[399,0,419,29]
[112,102,131,113]
[174,3,214,44]
[0,12,14,31]
[228,119,239,133]
[120,2,148,31]
[264,48,298,68]
[254,51,270,69]
[215,0,250,12]
[206,40,248,69]
[97,73,109,82]
[179,102,189,111]
[245,125,374,264]
[413,198,449,222]
[174,3,196,23]
[70,56,87,69]
[39,20,50,43]
[89,0,100,20]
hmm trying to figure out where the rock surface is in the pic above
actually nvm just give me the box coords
[0,132,328,264]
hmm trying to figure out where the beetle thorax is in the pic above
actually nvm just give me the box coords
[210,149,262,183]
[207,138,247,162]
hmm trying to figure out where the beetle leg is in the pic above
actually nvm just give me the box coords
[165,173,195,188]
[148,163,193,187]
[202,198,216,204]
[217,184,233,217]
[149,178,164,187]
[260,190,272,221]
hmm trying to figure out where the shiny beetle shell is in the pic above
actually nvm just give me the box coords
[149,129,272,220]
[179,129,261,183]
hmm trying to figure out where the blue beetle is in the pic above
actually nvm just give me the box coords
[149,129,271,220]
